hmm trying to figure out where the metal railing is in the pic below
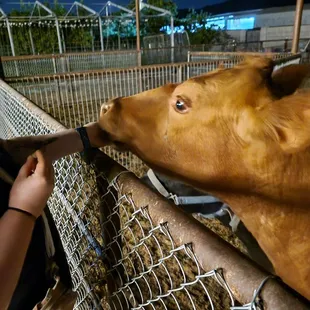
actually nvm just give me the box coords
[188,53,302,72]
[1,42,305,79]
[0,79,308,310]
[1,47,222,78]
[187,51,296,62]
[1,50,139,78]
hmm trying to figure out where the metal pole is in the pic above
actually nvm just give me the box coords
[135,0,141,66]
[90,27,95,52]
[98,16,104,51]
[6,18,15,56]
[106,7,109,50]
[29,27,35,55]
[170,16,175,63]
[61,28,66,53]
[55,17,63,54]
[292,0,304,53]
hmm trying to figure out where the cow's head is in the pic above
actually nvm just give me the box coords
[99,56,310,197]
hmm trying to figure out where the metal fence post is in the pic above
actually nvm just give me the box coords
[29,27,36,55]
[170,16,175,63]
[52,57,57,74]
[292,0,304,53]
[135,0,142,67]
[55,17,63,54]
[0,57,5,80]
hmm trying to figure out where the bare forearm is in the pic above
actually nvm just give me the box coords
[0,211,35,309]
[2,122,107,164]
[41,123,107,162]
[40,129,84,162]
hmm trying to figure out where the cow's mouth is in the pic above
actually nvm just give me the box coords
[112,141,129,152]
[101,129,129,152]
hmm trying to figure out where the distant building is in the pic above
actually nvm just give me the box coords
[206,4,310,30]
[169,2,310,51]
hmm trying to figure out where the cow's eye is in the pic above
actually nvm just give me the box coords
[175,100,188,113]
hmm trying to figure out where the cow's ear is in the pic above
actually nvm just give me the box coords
[235,91,310,154]
[242,56,274,78]
[264,92,310,153]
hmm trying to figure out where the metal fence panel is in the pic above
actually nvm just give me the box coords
[1,80,309,309]
[187,51,296,63]
[1,50,139,78]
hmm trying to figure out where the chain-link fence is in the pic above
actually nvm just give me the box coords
[1,79,309,310]
[0,80,105,309]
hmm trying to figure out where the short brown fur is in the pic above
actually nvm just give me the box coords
[99,56,310,300]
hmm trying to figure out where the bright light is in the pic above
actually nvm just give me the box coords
[227,17,255,30]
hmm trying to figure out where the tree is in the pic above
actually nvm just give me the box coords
[127,0,177,36]
[179,8,231,46]
[5,1,94,55]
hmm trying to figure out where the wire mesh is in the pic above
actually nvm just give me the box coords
[97,177,239,310]
[0,81,105,309]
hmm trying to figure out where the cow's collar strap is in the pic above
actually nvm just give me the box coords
[147,169,221,206]
[146,169,241,232]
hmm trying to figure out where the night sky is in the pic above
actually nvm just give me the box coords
[1,0,227,13]
[116,0,227,9]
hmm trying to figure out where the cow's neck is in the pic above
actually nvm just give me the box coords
[214,192,310,300]
[243,146,310,206]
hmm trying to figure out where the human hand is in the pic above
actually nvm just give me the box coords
[9,150,55,219]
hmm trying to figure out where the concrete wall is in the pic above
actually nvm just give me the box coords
[226,25,310,47]
[260,25,310,41]
[226,30,247,42]
[255,7,310,27]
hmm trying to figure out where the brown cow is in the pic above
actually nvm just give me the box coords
[98,56,310,300]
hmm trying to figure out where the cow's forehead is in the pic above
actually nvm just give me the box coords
[182,60,270,91]
[176,68,237,95]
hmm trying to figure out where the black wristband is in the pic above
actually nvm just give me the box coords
[8,207,37,221]
[75,127,91,154]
